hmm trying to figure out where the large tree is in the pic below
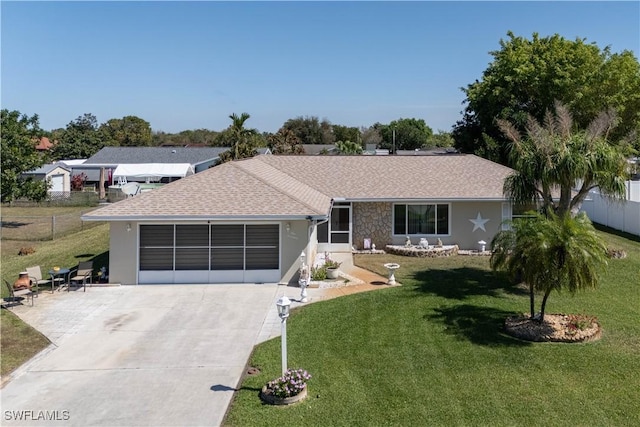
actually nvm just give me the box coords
[376,118,433,152]
[498,101,629,217]
[100,115,152,147]
[282,116,335,145]
[51,113,104,160]
[218,112,263,162]
[491,212,607,323]
[1,109,48,202]
[268,128,304,155]
[453,32,640,163]
[333,125,361,145]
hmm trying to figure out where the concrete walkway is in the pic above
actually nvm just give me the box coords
[1,265,390,426]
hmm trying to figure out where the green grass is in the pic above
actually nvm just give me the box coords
[1,223,110,297]
[0,309,51,378]
[1,219,110,378]
[224,229,640,426]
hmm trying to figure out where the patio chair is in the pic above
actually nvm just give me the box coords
[26,265,53,293]
[68,261,93,292]
[3,279,35,307]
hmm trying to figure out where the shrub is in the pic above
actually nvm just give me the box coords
[311,266,327,280]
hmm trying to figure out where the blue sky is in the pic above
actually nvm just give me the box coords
[2,1,639,134]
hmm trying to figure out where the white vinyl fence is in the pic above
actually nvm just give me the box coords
[580,181,640,236]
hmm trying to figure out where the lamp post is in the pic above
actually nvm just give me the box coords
[276,296,291,375]
[299,251,308,303]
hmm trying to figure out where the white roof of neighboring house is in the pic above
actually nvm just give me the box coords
[83,154,514,221]
[112,163,195,179]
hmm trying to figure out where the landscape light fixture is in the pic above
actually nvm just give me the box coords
[276,296,292,375]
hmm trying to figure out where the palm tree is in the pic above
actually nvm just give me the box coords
[491,212,607,322]
[497,101,629,217]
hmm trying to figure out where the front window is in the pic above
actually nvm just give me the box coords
[393,204,449,235]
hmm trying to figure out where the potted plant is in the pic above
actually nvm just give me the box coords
[323,252,342,279]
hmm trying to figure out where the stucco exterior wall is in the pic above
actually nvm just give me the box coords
[353,201,506,251]
[280,220,310,284]
[109,220,311,285]
[109,221,138,285]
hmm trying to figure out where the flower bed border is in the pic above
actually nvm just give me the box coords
[260,385,308,406]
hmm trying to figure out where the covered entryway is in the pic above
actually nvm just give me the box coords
[138,223,280,284]
[318,202,352,252]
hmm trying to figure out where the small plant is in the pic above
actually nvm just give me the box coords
[566,314,597,334]
[311,265,327,280]
[70,173,88,191]
[266,368,312,398]
[323,252,342,269]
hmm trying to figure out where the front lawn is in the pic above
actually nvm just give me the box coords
[224,228,640,426]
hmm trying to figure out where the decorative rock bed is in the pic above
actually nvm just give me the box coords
[504,313,602,343]
[385,244,459,257]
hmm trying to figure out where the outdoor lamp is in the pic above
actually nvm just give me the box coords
[478,240,487,252]
[300,250,306,267]
[277,295,291,320]
[276,295,292,375]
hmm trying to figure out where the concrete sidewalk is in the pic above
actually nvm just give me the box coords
[1,265,390,426]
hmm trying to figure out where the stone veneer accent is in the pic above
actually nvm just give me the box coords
[352,202,393,250]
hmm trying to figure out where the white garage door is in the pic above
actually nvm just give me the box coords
[137,224,280,284]
[50,174,64,192]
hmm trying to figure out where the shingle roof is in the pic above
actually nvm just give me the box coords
[24,164,70,175]
[83,154,514,220]
[84,147,228,165]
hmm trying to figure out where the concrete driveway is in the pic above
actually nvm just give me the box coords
[1,261,389,427]
[1,284,282,426]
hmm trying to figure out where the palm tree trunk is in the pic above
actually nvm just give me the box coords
[539,289,552,323]
[529,283,535,319]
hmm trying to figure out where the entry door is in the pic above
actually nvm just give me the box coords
[318,203,352,252]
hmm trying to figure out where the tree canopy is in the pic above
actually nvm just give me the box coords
[218,112,265,162]
[268,128,304,155]
[491,212,607,322]
[1,109,48,202]
[498,101,629,217]
[376,118,434,152]
[453,32,640,163]
[282,116,335,145]
[100,115,152,147]
[51,113,105,160]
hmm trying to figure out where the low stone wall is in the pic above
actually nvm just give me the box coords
[385,244,459,257]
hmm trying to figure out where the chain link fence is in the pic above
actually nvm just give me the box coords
[1,210,105,241]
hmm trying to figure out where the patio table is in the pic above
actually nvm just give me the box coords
[49,268,70,293]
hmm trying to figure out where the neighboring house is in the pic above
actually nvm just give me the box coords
[22,164,71,194]
[301,144,337,155]
[82,154,515,285]
[35,136,54,152]
[82,146,229,185]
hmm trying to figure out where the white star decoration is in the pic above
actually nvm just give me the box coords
[469,212,489,232]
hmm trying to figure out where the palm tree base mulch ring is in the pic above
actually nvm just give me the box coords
[260,385,308,406]
[504,314,602,343]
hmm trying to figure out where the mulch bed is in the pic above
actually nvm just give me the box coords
[504,313,602,343]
